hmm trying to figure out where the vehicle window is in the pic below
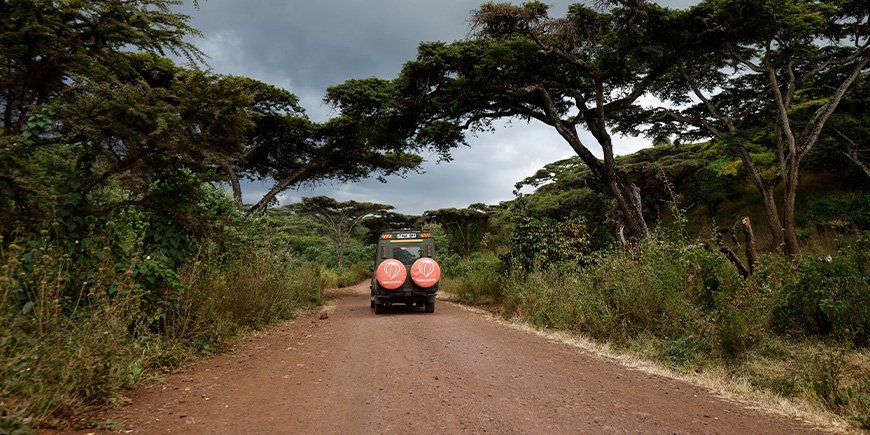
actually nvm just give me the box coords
[393,246,421,264]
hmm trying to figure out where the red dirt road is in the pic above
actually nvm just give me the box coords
[71,282,821,434]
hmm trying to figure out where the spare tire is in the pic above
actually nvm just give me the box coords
[376,259,406,290]
[410,258,441,288]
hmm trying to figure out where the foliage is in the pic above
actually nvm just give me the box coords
[449,221,869,427]
[499,203,591,273]
[772,233,870,345]
[0,0,202,137]
[639,0,869,256]
[439,252,503,305]
[360,212,421,243]
[804,194,870,231]
[423,206,490,257]
[0,190,328,427]
[287,196,392,268]
[329,1,723,243]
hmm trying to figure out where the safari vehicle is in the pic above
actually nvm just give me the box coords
[371,229,441,314]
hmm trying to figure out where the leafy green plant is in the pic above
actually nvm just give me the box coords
[772,237,870,345]
[440,253,502,305]
[806,349,869,428]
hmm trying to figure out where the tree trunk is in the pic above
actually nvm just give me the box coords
[782,170,800,258]
[620,181,649,242]
[741,217,758,275]
[595,128,648,243]
[337,240,344,269]
[221,161,244,211]
[716,228,750,278]
[758,186,785,253]
[247,164,316,215]
[735,144,786,254]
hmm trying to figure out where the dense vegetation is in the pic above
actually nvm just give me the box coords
[0,1,380,430]
[1,0,867,431]
[435,144,869,428]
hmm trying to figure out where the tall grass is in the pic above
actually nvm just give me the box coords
[317,261,371,289]
[501,238,731,344]
[0,242,323,429]
[438,252,503,305]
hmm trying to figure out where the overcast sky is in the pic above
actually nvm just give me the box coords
[177,0,698,214]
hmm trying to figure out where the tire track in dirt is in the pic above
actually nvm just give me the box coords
[59,282,823,434]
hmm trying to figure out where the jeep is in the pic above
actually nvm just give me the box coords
[371,229,440,314]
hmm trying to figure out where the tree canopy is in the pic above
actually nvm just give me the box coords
[328,1,726,243]
[633,0,869,256]
[288,196,393,268]
[424,206,491,257]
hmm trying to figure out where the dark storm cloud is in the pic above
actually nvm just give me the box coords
[177,0,699,213]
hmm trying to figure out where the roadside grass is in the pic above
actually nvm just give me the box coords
[318,262,371,289]
[0,243,324,429]
[439,252,503,306]
[444,232,869,431]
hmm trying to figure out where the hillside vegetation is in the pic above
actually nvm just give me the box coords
[439,143,869,428]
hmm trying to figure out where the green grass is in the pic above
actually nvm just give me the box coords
[317,262,371,289]
[438,252,503,305]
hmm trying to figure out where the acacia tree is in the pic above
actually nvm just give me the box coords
[0,0,232,233]
[357,1,713,244]
[423,206,491,257]
[242,114,425,215]
[641,0,868,256]
[289,196,393,268]
[0,0,202,138]
[360,212,421,243]
[55,57,257,220]
[0,1,427,223]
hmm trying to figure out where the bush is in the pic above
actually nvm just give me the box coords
[804,194,870,231]
[502,234,756,344]
[0,215,325,427]
[499,204,591,273]
[318,262,371,289]
[805,348,870,429]
[772,235,870,345]
[440,253,502,305]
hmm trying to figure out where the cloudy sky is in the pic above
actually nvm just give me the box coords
[176,0,698,214]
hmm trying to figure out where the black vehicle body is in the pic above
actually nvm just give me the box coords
[370,229,438,314]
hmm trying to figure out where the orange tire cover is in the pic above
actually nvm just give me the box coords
[376,259,407,290]
[410,258,441,288]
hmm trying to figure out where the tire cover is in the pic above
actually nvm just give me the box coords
[410,258,441,288]
[376,259,407,290]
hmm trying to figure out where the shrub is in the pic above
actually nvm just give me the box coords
[499,236,740,343]
[805,194,870,231]
[499,204,591,273]
[805,348,870,429]
[1,229,324,427]
[319,262,371,289]
[772,236,870,345]
[440,253,502,305]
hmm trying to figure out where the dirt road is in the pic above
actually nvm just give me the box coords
[74,282,821,434]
